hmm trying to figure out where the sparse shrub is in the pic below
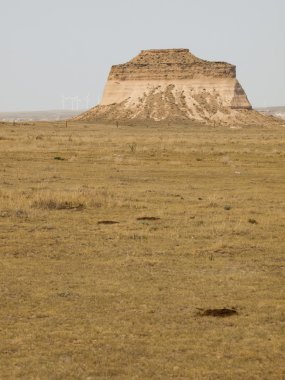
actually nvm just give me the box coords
[128,143,137,153]
[129,233,147,240]
[54,156,65,161]
[208,201,218,207]
[208,195,219,207]
[30,189,88,211]
[221,155,231,165]
[32,198,84,210]
[224,205,231,211]
[248,218,258,224]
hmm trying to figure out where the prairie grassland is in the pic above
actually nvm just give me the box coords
[0,121,284,379]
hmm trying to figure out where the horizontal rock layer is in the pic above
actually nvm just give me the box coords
[100,79,251,110]
[109,49,236,81]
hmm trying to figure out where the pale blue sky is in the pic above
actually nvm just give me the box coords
[0,0,284,111]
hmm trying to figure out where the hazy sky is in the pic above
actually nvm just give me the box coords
[0,0,284,111]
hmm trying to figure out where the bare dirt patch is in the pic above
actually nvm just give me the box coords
[197,308,238,318]
[97,220,120,225]
[137,216,161,221]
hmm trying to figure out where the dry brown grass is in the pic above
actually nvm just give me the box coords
[0,121,284,379]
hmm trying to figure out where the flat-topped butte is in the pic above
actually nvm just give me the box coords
[75,49,283,125]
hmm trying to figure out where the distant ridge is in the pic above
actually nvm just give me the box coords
[0,109,85,122]
[255,106,285,120]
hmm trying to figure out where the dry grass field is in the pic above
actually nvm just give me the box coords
[0,121,284,379]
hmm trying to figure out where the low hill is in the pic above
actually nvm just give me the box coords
[255,106,285,120]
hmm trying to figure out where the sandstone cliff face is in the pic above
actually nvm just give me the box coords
[75,49,279,125]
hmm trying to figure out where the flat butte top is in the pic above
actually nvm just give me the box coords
[130,49,202,64]
[109,49,236,80]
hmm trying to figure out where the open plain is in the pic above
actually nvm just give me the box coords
[0,121,284,379]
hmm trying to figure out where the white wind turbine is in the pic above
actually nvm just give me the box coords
[61,96,78,110]
[62,94,92,110]
[85,94,90,109]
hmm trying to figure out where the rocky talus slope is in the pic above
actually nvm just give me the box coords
[74,49,282,125]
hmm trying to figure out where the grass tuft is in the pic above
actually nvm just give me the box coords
[248,218,258,224]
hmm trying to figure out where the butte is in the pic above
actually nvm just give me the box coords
[74,49,280,125]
